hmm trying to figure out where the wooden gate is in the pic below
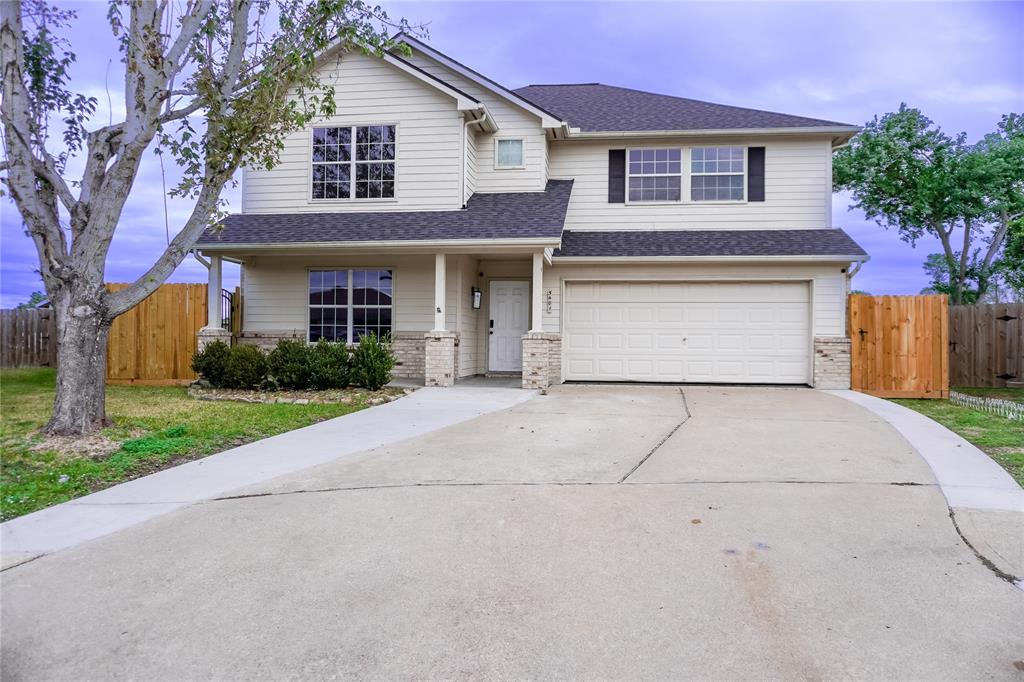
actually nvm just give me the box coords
[848,294,949,399]
[106,283,208,385]
[949,303,1023,387]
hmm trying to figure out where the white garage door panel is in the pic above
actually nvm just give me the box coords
[564,281,810,384]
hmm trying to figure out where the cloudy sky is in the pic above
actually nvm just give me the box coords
[1,0,1022,307]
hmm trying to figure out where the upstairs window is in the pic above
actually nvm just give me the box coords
[627,148,682,202]
[691,146,745,201]
[312,125,395,200]
[496,138,524,168]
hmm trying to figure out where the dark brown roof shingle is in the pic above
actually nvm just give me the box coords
[197,180,573,246]
[514,83,855,133]
[553,229,867,258]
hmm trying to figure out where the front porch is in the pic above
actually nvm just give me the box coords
[196,249,562,390]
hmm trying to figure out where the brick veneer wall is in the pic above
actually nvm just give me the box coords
[391,332,426,380]
[236,330,305,350]
[424,331,459,387]
[522,332,562,389]
[813,336,851,389]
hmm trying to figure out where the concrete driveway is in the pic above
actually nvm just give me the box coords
[3,385,1022,679]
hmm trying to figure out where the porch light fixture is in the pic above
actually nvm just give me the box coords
[471,286,482,309]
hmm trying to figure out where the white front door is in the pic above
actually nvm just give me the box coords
[489,280,530,372]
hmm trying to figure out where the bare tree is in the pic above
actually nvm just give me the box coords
[1,0,409,434]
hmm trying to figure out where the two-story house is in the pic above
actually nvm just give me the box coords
[195,34,868,390]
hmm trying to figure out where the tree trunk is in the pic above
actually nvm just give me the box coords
[44,289,112,436]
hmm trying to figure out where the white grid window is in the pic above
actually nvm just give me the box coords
[309,269,393,343]
[628,148,682,202]
[312,126,395,200]
[691,147,745,201]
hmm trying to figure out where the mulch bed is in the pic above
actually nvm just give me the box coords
[186,385,412,405]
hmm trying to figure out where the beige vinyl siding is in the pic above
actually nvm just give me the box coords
[243,254,486,376]
[403,51,547,193]
[549,136,833,230]
[465,127,478,200]
[543,262,847,337]
[454,255,482,376]
[242,255,436,335]
[242,51,464,214]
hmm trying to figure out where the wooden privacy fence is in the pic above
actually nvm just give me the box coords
[0,308,57,368]
[949,303,1023,388]
[848,294,949,399]
[106,283,208,385]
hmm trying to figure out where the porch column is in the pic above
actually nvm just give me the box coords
[197,253,231,353]
[206,255,222,328]
[530,251,543,332]
[433,253,447,331]
[424,252,458,387]
[522,250,561,390]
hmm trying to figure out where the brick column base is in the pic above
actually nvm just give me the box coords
[522,332,562,390]
[813,336,851,389]
[424,331,459,387]
[391,333,426,379]
[197,326,232,351]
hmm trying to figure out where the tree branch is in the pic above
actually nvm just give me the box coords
[0,0,68,286]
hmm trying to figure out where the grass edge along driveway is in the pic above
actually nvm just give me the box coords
[1,368,394,521]
[892,387,1024,487]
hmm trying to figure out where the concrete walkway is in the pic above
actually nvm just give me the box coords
[831,390,1024,581]
[0,386,534,568]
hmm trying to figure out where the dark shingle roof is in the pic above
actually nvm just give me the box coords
[197,180,573,246]
[553,229,867,259]
[514,84,854,133]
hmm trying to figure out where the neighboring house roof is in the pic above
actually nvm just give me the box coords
[196,180,574,248]
[514,83,856,133]
[553,229,868,260]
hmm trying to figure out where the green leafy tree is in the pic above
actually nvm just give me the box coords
[1,0,414,434]
[15,290,47,309]
[998,218,1024,300]
[834,106,1023,304]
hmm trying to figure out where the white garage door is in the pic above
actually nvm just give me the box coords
[563,281,810,384]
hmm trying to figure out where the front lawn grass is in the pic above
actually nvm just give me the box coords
[952,386,1024,404]
[892,396,1024,487]
[1,368,384,520]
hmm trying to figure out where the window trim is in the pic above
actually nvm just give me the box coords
[493,136,526,170]
[307,123,399,204]
[689,145,748,203]
[306,267,395,344]
[624,146,684,204]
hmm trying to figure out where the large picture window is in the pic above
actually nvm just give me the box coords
[308,269,393,343]
[691,147,745,201]
[312,125,395,200]
[627,148,682,202]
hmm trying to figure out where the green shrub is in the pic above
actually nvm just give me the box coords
[223,344,268,389]
[351,332,395,391]
[267,339,311,389]
[308,339,350,389]
[191,340,230,387]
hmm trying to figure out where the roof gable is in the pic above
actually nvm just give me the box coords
[393,33,565,129]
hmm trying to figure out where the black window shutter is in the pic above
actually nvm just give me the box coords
[608,149,626,203]
[748,147,765,202]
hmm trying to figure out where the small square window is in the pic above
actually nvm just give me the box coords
[496,139,524,168]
